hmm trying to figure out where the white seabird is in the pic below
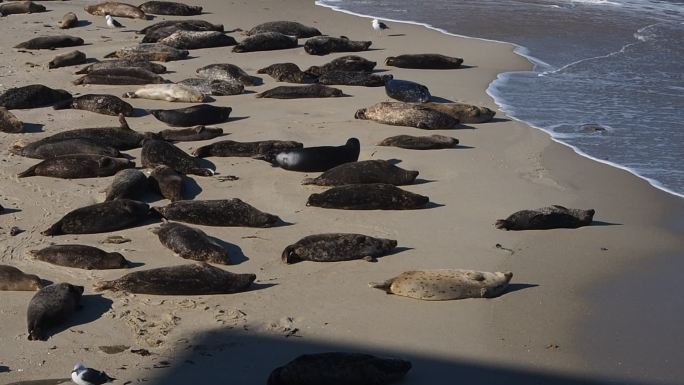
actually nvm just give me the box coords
[372,19,389,33]
[71,362,116,385]
[105,14,123,28]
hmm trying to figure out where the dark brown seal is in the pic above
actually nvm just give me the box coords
[196,63,260,86]
[148,104,232,127]
[318,71,390,87]
[495,205,596,230]
[256,84,344,99]
[104,43,189,62]
[73,67,165,85]
[272,138,359,172]
[139,1,202,15]
[304,36,372,56]
[30,245,129,270]
[385,54,464,69]
[153,199,280,227]
[305,55,376,76]
[0,107,23,133]
[422,102,496,123]
[355,102,460,130]
[154,222,230,265]
[301,160,418,186]
[282,233,397,264]
[0,84,72,110]
[27,283,83,341]
[257,63,316,83]
[0,265,43,291]
[159,30,237,49]
[232,32,298,53]
[105,169,148,201]
[42,199,150,236]
[85,2,147,19]
[307,183,429,210]
[93,262,256,295]
[268,352,411,385]
[141,139,213,176]
[53,94,134,117]
[149,165,183,201]
[58,12,78,29]
[377,134,459,150]
[48,50,86,69]
[14,35,84,50]
[75,60,167,75]
[246,21,321,38]
[193,139,303,159]
[159,125,223,142]
[17,155,134,179]
[177,78,244,96]
[0,1,46,16]
[11,139,122,159]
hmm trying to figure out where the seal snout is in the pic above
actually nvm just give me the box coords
[354,108,367,120]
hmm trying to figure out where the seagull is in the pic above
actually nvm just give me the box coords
[372,19,389,34]
[105,14,123,28]
[71,362,116,385]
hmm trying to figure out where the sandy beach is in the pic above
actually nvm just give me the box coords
[1,0,683,384]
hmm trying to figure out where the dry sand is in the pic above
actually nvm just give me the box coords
[1,0,683,384]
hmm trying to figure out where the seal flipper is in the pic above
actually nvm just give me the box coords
[494,219,509,230]
[92,280,114,292]
[41,220,64,236]
[17,165,38,178]
[369,279,394,293]
[281,245,300,264]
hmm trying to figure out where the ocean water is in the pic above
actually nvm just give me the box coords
[317,0,684,197]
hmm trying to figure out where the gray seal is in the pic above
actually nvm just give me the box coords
[11,138,122,159]
[153,199,280,227]
[29,245,129,270]
[0,1,46,16]
[158,125,223,142]
[0,265,43,291]
[178,78,244,96]
[148,104,232,127]
[268,353,411,385]
[301,160,418,186]
[17,155,134,179]
[139,1,202,15]
[193,139,303,159]
[142,22,222,43]
[304,36,372,56]
[93,262,256,295]
[14,35,84,50]
[232,32,298,53]
[384,78,431,103]
[305,55,376,76]
[257,63,316,83]
[139,19,223,36]
[422,102,496,123]
[154,222,230,264]
[0,107,23,133]
[385,54,464,69]
[355,102,459,129]
[282,233,397,264]
[53,94,134,116]
[495,205,596,230]
[142,139,213,176]
[273,138,359,172]
[104,43,189,62]
[159,30,237,49]
[0,84,72,110]
[58,12,78,29]
[27,283,83,341]
[75,60,167,75]
[256,84,344,99]
[149,165,183,201]
[42,199,150,236]
[318,71,391,87]
[73,67,165,85]
[306,183,429,210]
[378,134,459,150]
[246,21,321,38]
[48,50,86,69]
[84,2,147,19]
[105,169,148,201]
[196,63,260,86]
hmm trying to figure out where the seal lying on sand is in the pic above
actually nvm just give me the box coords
[256,84,344,99]
[158,125,223,142]
[73,68,165,85]
[149,165,183,201]
[27,283,83,341]
[193,139,303,159]
[318,72,390,87]
[257,63,316,83]
[307,183,429,210]
[496,205,596,230]
[355,102,459,130]
[282,234,397,264]
[48,50,86,69]
[141,139,213,176]
[268,352,411,385]
[42,199,150,236]
[385,78,431,103]
[305,55,376,76]
[304,36,372,56]
[139,19,223,35]
[0,1,45,16]
[272,138,359,172]
[93,262,255,295]
[124,84,205,102]
[148,104,232,127]
[301,160,418,186]
[154,222,230,264]
[58,12,78,29]
[153,199,280,227]
[422,102,496,123]
[76,60,167,75]
[371,269,513,300]
[246,21,321,38]
[30,245,129,270]
[0,107,23,133]
[53,94,134,116]
[232,32,298,53]
[18,155,134,179]
[104,43,189,62]
[14,35,84,50]
[178,78,244,96]
[196,63,260,86]
[0,84,72,110]
[385,54,464,69]
[142,22,223,43]
[11,139,122,159]
[85,2,147,19]
[159,30,237,49]
[139,1,202,15]
[378,134,460,150]
[105,169,148,201]
[0,265,43,291]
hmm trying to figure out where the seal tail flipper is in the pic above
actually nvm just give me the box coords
[17,165,38,178]
[118,114,130,130]
[52,98,74,110]
[92,280,115,292]
[369,279,393,293]
[494,219,509,230]
[301,177,316,185]
[281,245,299,264]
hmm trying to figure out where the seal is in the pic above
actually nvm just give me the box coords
[282,233,397,264]
[159,30,237,49]
[0,1,46,16]
[11,138,122,159]
[256,84,345,99]
[149,165,183,201]
[0,84,72,110]
[246,21,322,38]
[305,55,376,76]
[355,102,459,129]
[48,50,86,69]
[268,352,411,385]
[123,84,205,102]
[154,222,230,264]
[27,283,83,341]
[17,155,134,179]
[306,183,429,210]
[196,63,260,86]
[42,199,150,236]
[104,43,189,62]
[384,78,431,103]
[370,269,513,300]
[232,32,298,53]
[84,2,147,19]
[0,265,43,291]
[257,63,316,83]
[193,139,303,159]
[495,205,596,230]
[0,107,23,133]
[318,71,390,87]
[377,134,459,150]
[158,125,223,142]
[422,102,496,123]
[141,22,224,43]
[94,262,255,295]
[177,78,244,96]
[385,54,464,69]
[138,19,223,36]
[29,245,129,270]
[14,35,84,50]
[141,139,213,176]
[272,138,359,172]
[148,104,232,127]
[304,36,372,56]
[105,169,148,201]
[301,160,418,186]
[53,94,134,117]
[75,60,167,75]
[58,12,78,29]
[153,199,280,227]
[73,67,165,85]
[139,1,202,15]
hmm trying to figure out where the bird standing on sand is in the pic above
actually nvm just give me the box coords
[105,14,123,28]
[71,362,116,385]
[372,19,389,34]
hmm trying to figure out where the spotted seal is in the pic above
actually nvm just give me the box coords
[0,107,23,133]
[158,125,223,142]
[307,183,429,210]
[93,262,256,295]
[177,78,244,96]
[76,60,167,75]
[48,50,86,69]
[196,63,260,86]
[422,102,496,123]
[246,21,321,38]
[139,1,202,15]
[14,35,84,50]
[84,2,147,19]
[27,283,83,340]
[257,63,316,83]
[141,139,213,176]
[148,104,232,127]
[0,84,72,110]
[0,1,46,16]
[153,199,280,227]
[272,138,359,172]
[11,139,122,159]
[154,222,230,264]
[29,245,129,270]
[149,165,183,201]
[0,265,43,291]
[282,233,397,264]
[304,36,372,56]
[318,71,390,87]
[104,43,189,62]
[141,22,222,43]
[384,78,431,103]
[105,169,148,201]
[232,32,298,53]
[73,67,165,85]
[305,55,376,76]
[355,102,459,129]
[495,205,596,230]
[193,139,303,159]
[159,30,237,49]
[378,134,459,150]
[301,160,418,186]
[385,54,464,69]
[42,199,150,236]
[53,94,134,117]
[138,19,223,36]
[123,84,205,102]
[58,12,78,29]
[256,84,344,99]
[17,155,134,179]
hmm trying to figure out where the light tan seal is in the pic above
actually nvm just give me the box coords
[84,2,147,19]
[0,265,43,291]
[123,84,205,102]
[423,102,496,123]
[355,102,460,130]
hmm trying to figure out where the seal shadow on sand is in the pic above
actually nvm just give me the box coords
[21,123,44,133]
[590,220,622,227]
[505,283,539,295]
[213,238,249,265]
[0,208,22,215]
[130,108,150,117]
[6,379,71,385]
[43,294,113,340]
